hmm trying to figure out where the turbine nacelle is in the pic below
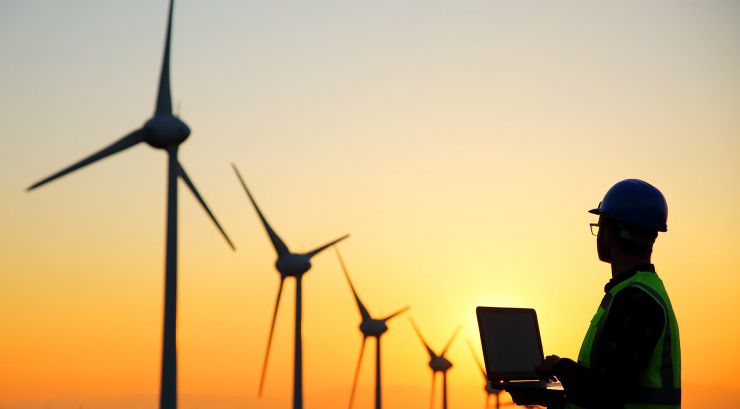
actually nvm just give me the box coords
[275,253,311,278]
[430,356,453,372]
[360,318,388,337]
[485,382,502,394]
[144,114,190,149]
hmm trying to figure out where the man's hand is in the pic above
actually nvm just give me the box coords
[535,355,561,381]
[505,382,565,407]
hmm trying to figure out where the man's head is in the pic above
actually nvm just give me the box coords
[596,215,659,262]
[590,179,667,264]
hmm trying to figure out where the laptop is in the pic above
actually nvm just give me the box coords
[476,306,562,390]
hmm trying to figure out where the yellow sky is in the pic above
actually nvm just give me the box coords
[1,1,739,408]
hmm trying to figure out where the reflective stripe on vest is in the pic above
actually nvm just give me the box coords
[565,271,681,409]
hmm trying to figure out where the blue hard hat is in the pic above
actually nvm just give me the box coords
[589,179,668,232]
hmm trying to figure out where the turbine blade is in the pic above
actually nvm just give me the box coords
[381,306,410,322]
[232,164,290,256]
[430,372,437,409]
[177,162,235,250]
[441,325,461,356]
[409,318,437,358]
[28,129,145,191]
[156,0,174,115]
[348,337,366,409]
[335,247,371,320]
[259,280,284,397]
[467,339,487,381]
[305,234,350,259]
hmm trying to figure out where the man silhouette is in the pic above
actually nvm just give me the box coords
[508,179,681,409]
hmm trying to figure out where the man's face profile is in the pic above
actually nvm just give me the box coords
[596,216,611,263]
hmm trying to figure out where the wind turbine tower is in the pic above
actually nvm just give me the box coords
[232,165,349,409]
[467,340,507,409]
[410,319,461,409]
[335,247,408,409]
[27,1,235,408]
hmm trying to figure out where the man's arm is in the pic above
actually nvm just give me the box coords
[553,286,665,407]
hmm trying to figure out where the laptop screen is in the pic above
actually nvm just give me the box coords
[476,307,544,381]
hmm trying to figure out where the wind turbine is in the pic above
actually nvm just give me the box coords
[26,1,235,408]
[410,319,461,409]
[335,247,408,409]
[232,164,349,409]
[467,340,510,409]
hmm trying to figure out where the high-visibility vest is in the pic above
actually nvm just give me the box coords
[565,271,681,409]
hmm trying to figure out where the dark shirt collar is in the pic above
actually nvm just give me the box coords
[604,263,656,292]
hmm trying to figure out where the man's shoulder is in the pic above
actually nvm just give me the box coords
[608,285,665,326]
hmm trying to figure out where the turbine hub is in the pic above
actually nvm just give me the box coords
[486,383,502,394]
[276,254,311,278]
[360,319,388,337]
[144,114,190,149]
[430,356,453,372]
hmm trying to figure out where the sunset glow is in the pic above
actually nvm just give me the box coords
[1,1,739,408]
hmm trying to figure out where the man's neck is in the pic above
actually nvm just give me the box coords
[610,255,652,278]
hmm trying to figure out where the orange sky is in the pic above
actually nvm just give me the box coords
[1,1,739,408]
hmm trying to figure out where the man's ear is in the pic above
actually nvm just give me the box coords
[618,229,652,245]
